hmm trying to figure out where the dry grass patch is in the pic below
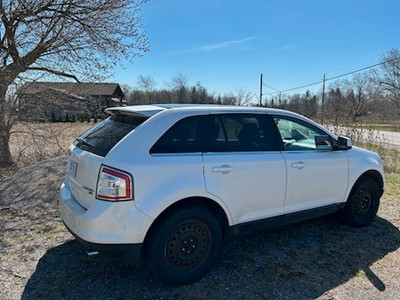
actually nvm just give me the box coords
[9,122,92,167]
[0,122,92,182]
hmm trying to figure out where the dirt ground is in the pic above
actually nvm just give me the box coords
[0,156,400,300]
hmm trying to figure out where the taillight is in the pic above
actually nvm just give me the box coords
[96,166,133,201]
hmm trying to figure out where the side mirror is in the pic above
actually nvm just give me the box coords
[337,136,352,150]
[315,135,333,150]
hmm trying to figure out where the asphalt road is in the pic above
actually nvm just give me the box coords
[328,125,400,150]
[363,129,400,150]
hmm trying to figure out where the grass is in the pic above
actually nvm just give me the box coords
[328,120,400,174]
[34,227,45,234]
[384,174,400,197]
[356,121,400,133]
[9,122,92,168]
[18,236,28,243]
[356,142,400,174]
[324,119,400,133]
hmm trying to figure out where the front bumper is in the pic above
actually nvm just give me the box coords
[59,179,154,266]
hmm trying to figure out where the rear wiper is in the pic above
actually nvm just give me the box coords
[76,138,95,148]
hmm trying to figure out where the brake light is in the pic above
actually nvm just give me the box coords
[96,166,133,201]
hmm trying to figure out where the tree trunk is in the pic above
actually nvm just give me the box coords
[0,85,15,168]
[0,128,14,168]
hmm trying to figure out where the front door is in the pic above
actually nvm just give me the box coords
[273,116,348,214]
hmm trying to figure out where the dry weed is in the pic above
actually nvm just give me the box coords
[9,122,92,168]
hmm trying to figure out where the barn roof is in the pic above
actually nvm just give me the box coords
[20,82,124,98]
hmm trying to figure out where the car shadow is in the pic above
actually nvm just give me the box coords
[22,216,400,299]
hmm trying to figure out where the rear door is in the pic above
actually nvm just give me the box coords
[273,115,348,214]
[202,113,286,224]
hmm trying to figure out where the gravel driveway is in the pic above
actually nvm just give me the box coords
[1,156,399,299]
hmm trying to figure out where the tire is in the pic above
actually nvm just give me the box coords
[146,206,222,285]
[342,177,380,228]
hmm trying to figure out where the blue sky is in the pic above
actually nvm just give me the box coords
[113,0,400,100]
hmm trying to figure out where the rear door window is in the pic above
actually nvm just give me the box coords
[74,114,147,157]
[205,114,283,152]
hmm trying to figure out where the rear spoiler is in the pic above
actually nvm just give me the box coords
[105,105,166,118]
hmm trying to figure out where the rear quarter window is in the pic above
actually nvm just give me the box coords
[150,115,208,154]
[74,114,147,157]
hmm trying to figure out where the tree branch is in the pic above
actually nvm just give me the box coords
[27,67,80,82]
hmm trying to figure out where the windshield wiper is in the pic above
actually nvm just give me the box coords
[76,138,95,148]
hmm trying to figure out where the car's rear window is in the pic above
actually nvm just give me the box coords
[73,114,147,157]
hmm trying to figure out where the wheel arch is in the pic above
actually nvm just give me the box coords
[143,196,230,255]
[349,170,384,200]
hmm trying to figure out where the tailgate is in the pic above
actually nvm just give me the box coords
[67,144,103,209]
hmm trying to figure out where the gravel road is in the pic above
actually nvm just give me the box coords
[1,156,400,300]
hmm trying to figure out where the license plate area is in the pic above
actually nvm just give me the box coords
[69,160,78,178]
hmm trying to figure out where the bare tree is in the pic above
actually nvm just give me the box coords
[167,73,188,103]
[345,73,373,121]
[378,48,400,115]
[121,84,133,100]
[235,88,252,106]
[137,75,156,103]
[0,0,148,167]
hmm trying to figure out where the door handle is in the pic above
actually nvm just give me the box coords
[291,161,305,170]
[212,164,234,174]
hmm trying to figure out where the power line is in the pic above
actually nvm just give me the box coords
[325,59,395,82]
[263,56,400,96]
[262,82,280,92]
[324,54,381,77]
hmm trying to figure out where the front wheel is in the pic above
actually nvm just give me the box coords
[341,177,380,228]
[146,206,222,285]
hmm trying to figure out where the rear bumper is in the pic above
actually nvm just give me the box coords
[59,179,154,265]
[64,222,142,266]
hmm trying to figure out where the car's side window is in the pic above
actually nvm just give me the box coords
[150,115,208,153]
[205,114,283,152]
[273,116,328,151]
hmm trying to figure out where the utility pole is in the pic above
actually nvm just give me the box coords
[259,73,263,106]
[321,74,326,124]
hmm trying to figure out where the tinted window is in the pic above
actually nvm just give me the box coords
[205,114,282,152]
[273,116,327,151]
[74,114,146,157]
[150,116,208,153]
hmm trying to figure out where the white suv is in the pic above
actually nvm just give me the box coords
[59,104,384,285]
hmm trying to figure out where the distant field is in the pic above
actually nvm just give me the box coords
[9,122,92,168]
[355,121,400,133]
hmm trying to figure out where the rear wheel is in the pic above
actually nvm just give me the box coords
[341,177,380,228]
[146,206,222,285]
